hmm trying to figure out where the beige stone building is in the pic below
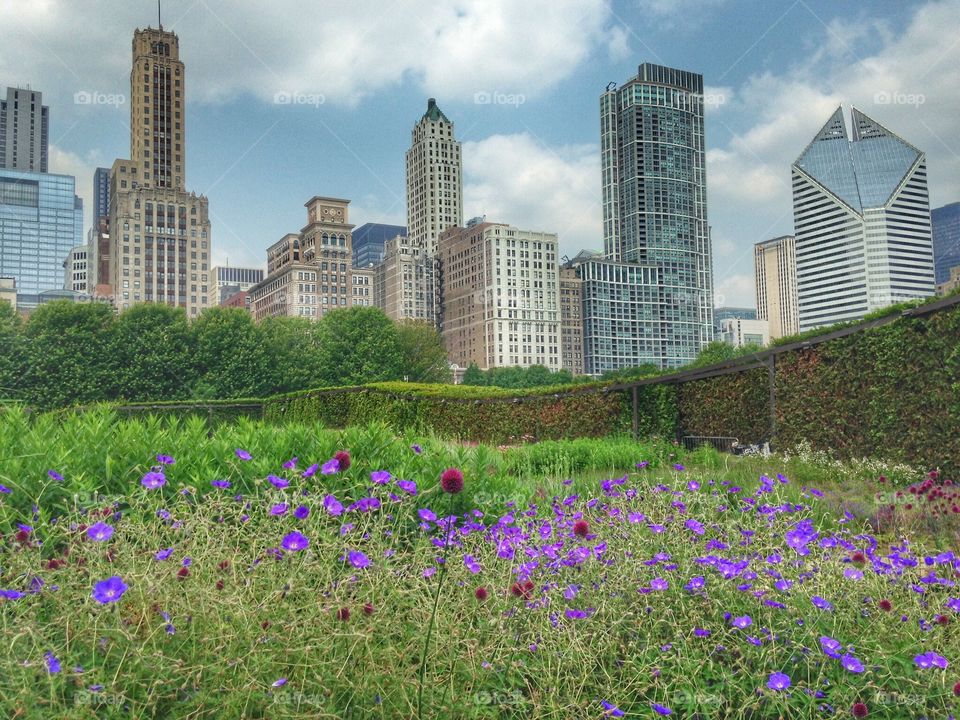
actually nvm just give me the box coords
[755,235,799,340]
[251,197,374,320]
[374,235,434,323]
[437,222,561,370]
[406,99,462,257]
[559,266,584,375]
[105,27,212,317]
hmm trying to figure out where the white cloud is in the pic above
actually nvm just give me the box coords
[47,145,99,236]
[463,133,602,258]
[0,0,615,108]
[714,273,755,309]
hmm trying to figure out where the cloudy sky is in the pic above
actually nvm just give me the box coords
[2,0,957,307]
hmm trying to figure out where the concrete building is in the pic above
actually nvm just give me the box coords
[250,197,372,320]
[720,317,769,348]
[932,202,960,286]
[221,289,251,311]
[106,27,213,317]
[352,222,406,269]
[559,266,584,375]
[0,277,15,310]
[406,99,462,256]
[754,235,799,340]
[0,168,84,309]
[714,307,757,337]
[63,245,88,293]
[437,222,560,370]
[0,87,49,173]
[792,107,935,332]
[211,265,264,305]
[598,63,715,369]
[374,234,434,323]
[93,167,110,224]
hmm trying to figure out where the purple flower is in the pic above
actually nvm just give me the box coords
[767,672,790,691]
[281,531,309,552]
[396,479,417,495]
[347,550,371,569]
[155,547,174,561]
[44,651,61,674]
[272,678,288,688]
[370,470,391,485]
[636,461,649,469]
[0,590,25,600]
[651,702,672,716]
[91,576,128,604]
[411,444,423,454]
[267,475,289,489]
[235,448,252,461]
[141,471,166,490]
[464,555,481,574]
[565,608,589,620]
[820,636,841,658]
[685,576,706,593]
[321,459,340,475]
[302,463,319,478]
[673,464,685,471]
[323,494,344,516]
[293,505,310,520]
[601,700,625,717]
[693,628,711,637]
[283,457,298,470]
[211,479,231,489]
[812,596,834,611]
[156,454,175,465]
[423,566,436,578]
[914,651,948,669]
[48,470,64,482]
[418,508,437,523]
[0,484,10,494]
[86,522,114,542]
[650,577,669,591]
[270,503,288,516]
[731,615,752,629]
[841,654,865,673]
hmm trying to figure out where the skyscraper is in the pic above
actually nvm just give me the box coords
[107,26,212,316]
[792,107,935,332]
[754,235,799,340]
[406,99,462,256]
[93,167,110,223]
[932,201,960,285]
[583,63,713,372]
[0,87,49,173]
[352,222,407,268]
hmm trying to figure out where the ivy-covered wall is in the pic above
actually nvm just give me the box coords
[677,367,770,443]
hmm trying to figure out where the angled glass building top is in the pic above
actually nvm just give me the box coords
[794,106,921,214]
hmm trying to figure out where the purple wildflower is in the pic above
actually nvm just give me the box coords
[347,550,371,569]
[281,531,309,552]
[411,444,423,454]
[293,505,310,520]
[693,628,711,637]
[267,475,289,489]
[0,484,10,494]
[841,654,865,673]
[141,471,166,490]
[270,503,288,516]
[86,522,114,542]
[321,459,340,475]
[650,577,669,591]
[731,615,752,629]
[211,479,231,489]
[914,651,948,669]
[370,470,391,485]
[812,596,834,611]
[601,700,625,717]
[91,576,128,604]
[48,470,64,482]
[463,555,481,574]
[272,678,288,688]
[156,454,175,465]
[651,702,672,716]
[45,651,61,674]
[323,494,343,516]
[302,463,318,478]
[283,457,298,470]
[235,448,252,461]
[767,672,791,691]
[155,547,174,561]
[396,479,417,495]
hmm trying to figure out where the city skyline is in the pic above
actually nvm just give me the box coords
[1,0,958,308]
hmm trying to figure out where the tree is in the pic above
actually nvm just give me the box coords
[689,341,738,368]
[22,301,117,408]
[395,320,451,383]
[0,302,25,400]
[462,363,486,386]
[315,307,403,386]
[259,316,326,394]
[111,304,195,401]
[191,307,271,399]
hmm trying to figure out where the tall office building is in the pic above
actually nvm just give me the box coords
[107,27,212,316]
[406,99,462,256]
[932,202,960,285]
[210,265,264,305]
[437,222,560,371]
[352,222,407,268]
[93,167,110,223]
[374,235,434,323]
[0,169,83,308]
[0,87,49,173]
[559,266,585,375]
[754,235,799,340]
[594,63,714,370]
[792,107,935,332]
[63,245,88,293]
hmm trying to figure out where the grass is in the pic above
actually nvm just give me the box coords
[0,410,958,718]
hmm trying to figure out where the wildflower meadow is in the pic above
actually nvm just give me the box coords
[0,409,958,718]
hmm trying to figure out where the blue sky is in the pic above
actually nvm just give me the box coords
[2,0,958,306]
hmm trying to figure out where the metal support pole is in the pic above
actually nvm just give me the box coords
[632,386,638,440]
[768,354,776,448]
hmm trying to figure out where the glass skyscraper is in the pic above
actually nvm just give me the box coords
[792,107,935,331]
[352,222,407,268]
[932,202,960,286]
[582,63,713,373]
[0,168,83,308]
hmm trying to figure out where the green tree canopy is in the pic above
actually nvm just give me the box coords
[191,307,271,399]
[315,307,403,386]
[0,302,25,400]
[395,320,451,383]
[111,304,195,401]
[259,316,326,394]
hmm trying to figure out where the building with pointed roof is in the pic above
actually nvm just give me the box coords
[792,106,935,332]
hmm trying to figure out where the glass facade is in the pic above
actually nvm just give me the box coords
[0,168,83,308]
[351,223,407,268]
[932,202,960,285]
[93,167,110,223]
[596,63,714,371]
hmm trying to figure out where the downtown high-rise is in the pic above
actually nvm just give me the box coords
[579,63,713,374]
[0,87,49,173]
[105,27,212,315]
[792,107,935,331]
[754,235,799,340]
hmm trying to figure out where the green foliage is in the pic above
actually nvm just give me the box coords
[190,307,272,399]
[0,302,25,400]
[678,366,770,443]
[258,316,326,394]
[688,340,764,368]
[22,301,117,408]
[315,306,403,386]
[395,320,451,383]
[461,363,486,386]
[460,363,582,388]
[599,363,663,382]
[111,304,195,401]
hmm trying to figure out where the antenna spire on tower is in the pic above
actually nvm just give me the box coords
[158,0,162,30]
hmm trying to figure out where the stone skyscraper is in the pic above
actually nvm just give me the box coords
[405,98,462,256]
[106,27,212,316]
[0,87,49,173]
